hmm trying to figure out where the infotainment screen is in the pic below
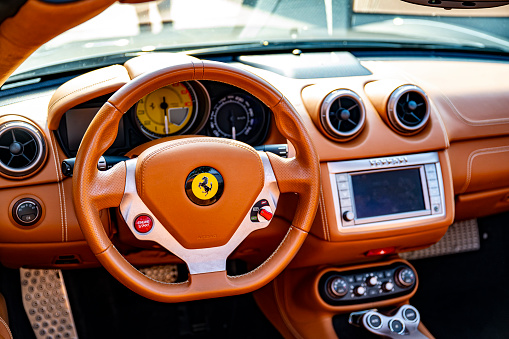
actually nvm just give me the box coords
[350,168,425,219]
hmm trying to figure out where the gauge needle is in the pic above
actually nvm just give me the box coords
[160,97,169,135]
[229,111,236,140]
[166,109,170,135]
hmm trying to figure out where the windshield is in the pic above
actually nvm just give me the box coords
[12,0,509,77]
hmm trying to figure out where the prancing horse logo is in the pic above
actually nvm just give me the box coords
[198,176,213,196]
[186,167,224,206]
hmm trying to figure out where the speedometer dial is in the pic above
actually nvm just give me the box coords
[208,93,266,144]
[135,82,197,139]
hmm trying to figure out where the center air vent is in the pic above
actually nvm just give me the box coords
[387,85,430,133]
[320,89,366,141]
[0,121,46,178]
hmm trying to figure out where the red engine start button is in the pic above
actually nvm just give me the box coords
[134,215,153,233]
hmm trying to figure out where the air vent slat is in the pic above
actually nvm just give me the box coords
[0,121,46,178]
[320,90,366,141]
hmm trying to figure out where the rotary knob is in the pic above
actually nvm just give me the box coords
[366,276,378,287]
[343,211,354,222]
[382,281,394,292]
[12,198,42,226]
[327,277,348,298]
[395,268,416,288]
[354,286,366,296]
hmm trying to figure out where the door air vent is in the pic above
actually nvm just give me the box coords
[0,121,46,178]
[387,85,430,133]
[320,89,366,141]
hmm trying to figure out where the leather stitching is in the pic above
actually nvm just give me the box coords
[461,145,509,193]
[49,133,66,242]
[0,316,13,339]
[48,77,118,112]
[228,226,306,279]
[319,187,330,241]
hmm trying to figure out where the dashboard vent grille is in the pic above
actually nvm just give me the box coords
[0,121,46,178]
[388,85,430,133]
[320,89,366,140]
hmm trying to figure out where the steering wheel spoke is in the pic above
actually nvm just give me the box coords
[266,152,315,196]
[89,162,127,210]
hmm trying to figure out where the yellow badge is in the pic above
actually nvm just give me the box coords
[191,173,219,200]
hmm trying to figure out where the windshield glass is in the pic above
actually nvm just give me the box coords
[13,0,509,77]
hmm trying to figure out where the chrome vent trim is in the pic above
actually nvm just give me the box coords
[388,85,430,133]
[0,121,46,178]
[320,89,366,139]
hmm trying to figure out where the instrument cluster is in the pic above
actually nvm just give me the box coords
[57,80,272,157]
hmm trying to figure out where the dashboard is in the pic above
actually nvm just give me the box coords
[0,52,507,257]
[0,48,507,337]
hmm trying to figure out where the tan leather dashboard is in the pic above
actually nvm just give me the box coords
[0,53,508,271]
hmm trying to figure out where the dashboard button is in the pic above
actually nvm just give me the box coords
[403,308,418,322]
[389,319,405,334]
[336,174,348,182]
[367,314,382,329]
[134,215,153,234]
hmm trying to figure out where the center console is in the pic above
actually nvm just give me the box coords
[254,151,451,339]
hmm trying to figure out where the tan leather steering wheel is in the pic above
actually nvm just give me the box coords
[72,54,320,302]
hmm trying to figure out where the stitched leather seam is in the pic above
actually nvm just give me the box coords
[52,135,68,242]
[0,316,13,339]
[461,145,509,193]
[229,226,307,280]
[101,244,189,287]
[440,92,509,126]
[48,77,118,112]
[319,187,330,241]
[229,227,292,279]
[49,133,65,242]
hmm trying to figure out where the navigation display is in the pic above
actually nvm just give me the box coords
[351,168,425,219]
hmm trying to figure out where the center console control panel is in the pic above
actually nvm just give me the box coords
[319,263,417,306]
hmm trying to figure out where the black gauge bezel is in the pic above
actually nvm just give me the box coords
[207,92,269,145]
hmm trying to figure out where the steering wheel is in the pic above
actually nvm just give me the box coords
[72,54,320,302]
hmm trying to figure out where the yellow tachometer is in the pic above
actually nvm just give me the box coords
[135,82,195,138]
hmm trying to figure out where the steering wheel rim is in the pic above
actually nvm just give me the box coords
[72,54,320,302]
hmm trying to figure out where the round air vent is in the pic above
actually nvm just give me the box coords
[320,89,366,141]
[387,85,430,133]
[0,121,46,178]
